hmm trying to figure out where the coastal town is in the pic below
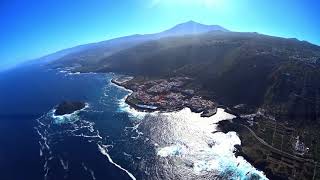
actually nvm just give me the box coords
[112,76,217,117]
[112,75,320,179]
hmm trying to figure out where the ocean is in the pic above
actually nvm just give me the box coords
[0,64,267,180]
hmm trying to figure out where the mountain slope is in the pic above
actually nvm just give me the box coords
[49,21,228,68]
[80,31,320,123]
[156,20,229,36]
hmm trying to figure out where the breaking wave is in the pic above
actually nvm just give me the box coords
[98,144,136,180]
[35,101,136,180]
[119,104,268,179]
[157,144,186,157]
[117,95,149,120]
[33,71,268,180]
[51,103,89,124]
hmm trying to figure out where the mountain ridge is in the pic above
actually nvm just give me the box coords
[89,30,320,113]
[46,21,229,67]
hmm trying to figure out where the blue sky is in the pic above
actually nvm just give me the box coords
[1,0,319,69]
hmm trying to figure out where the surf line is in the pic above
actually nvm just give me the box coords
[98,144,136,180]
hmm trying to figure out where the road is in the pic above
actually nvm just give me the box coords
[239,124,316,163]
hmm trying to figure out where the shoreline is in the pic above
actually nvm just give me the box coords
[112,77,273,179]
[111,78,218,117]
[64,70,281,179]
[111,78,160,113]
[53,62,320,179]
[53,69,273,179]
[112,78,269,179]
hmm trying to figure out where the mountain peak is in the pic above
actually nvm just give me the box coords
[161,21,229,36]
[183,20,199,24]
[180,20,204,26]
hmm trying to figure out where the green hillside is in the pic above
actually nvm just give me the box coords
[76,31,320,123]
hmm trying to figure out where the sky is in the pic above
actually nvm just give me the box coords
[1,0,320,69]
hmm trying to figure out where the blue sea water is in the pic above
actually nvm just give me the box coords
[0,65,137,180]
[0,64,268,180]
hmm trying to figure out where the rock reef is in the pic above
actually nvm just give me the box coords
[54,101,86,116]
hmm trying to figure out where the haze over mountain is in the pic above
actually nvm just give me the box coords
[2,0,319,71]
[157,20,229,36]
[48,21,228,68]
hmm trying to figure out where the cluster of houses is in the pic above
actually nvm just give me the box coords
[124,77,217,116]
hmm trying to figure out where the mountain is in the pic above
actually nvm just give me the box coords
[76,31,320,122]
[45,21,320,123]
[158,20,229,36]
[48,21,228,68]
[81,30,320,179]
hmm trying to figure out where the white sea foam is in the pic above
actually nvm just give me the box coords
[40,146,43,157]
[35,102,106,180]
[157,144,186,157]
[117,95,149,120]
[112,79,265,178]
[82,163,96,180]
[67,72,81,75]
[109,76,267,179]
[98,144,137,180]
[125,122,145,139]
[51,103,89,124]
[150,108,268,179]
[117,106,267,179]
[109,79,132,92]
[110,79,154,120]
[59,157,69,171]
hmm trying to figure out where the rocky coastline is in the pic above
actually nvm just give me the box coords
[111,77,218,117]
[112,75,318,180]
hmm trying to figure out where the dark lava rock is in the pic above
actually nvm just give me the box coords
[54,101,86,116]
[201,107,217,117]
